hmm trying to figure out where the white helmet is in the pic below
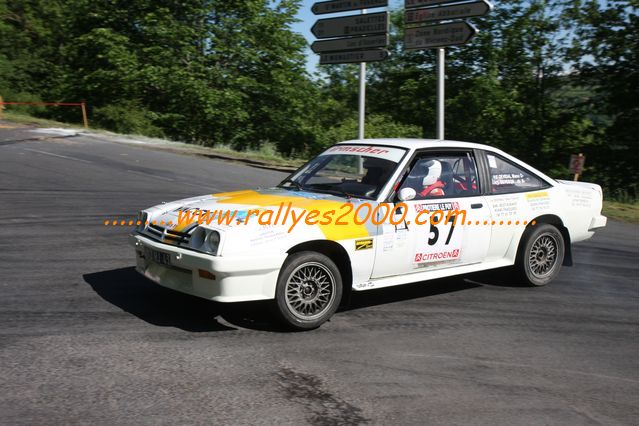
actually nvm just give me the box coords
[422,160,442,186]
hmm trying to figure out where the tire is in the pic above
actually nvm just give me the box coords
[273,251,343,330]
[516,223,565,286]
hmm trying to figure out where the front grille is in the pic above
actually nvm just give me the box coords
[146,224,191,245]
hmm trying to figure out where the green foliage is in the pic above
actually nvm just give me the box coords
[93,101,164,138]
[0,0,636,195]
[561,0,639,192]
[0,0,315,151]
[313,114,422,155]
[0,91,44,116]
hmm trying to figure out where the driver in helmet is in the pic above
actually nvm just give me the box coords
[419,160,446,197]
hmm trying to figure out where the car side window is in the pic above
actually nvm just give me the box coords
[487,153,546,194]
[399,152,480,200]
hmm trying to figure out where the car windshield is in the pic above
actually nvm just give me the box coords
[278,145,407,199]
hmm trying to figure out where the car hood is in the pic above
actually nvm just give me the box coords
[144,187,376,242]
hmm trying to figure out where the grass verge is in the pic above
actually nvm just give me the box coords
[1,111,79,128]
[603,201,639,224]
[1,111,303,169]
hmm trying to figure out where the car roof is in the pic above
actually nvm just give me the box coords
[337,138,556,185]
[337,138,496,151]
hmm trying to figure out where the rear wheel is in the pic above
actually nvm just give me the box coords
[516,223,565,286]
[273,251,342,330]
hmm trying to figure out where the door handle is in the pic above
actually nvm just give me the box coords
[471,203,483,209]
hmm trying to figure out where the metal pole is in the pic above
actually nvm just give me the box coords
[358,62,366,140]
[357,9,367,174]
[358,8,367,141]
[436,48,445,140]
[573,153,583,181]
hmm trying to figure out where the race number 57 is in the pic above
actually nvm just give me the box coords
[416,212,463,264]
[427,213,457,246]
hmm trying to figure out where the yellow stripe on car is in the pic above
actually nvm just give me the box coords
[214,190,371,240]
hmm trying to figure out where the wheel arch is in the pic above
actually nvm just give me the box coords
[286,240,353,306]
[526,214,572,266]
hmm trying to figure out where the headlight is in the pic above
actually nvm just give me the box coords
[206,230,221,254]
[188,227,222,255]
[190,227,206,249]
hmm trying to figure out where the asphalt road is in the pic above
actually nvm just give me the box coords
[1,122,638,425]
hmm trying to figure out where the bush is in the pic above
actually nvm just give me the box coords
[0,91,46,116]
[93,101,164,138]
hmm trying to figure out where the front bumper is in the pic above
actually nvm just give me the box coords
[129,234,287,302]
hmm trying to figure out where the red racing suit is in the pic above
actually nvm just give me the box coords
[419,181,445,197]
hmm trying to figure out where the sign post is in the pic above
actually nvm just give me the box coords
[311,34,388,54]
[311,12,388,39]
[311,0,389,144]
[436,48,444,140]
[405,0,492,24]
[404,1,492,140]
[569,153,586,181]
[358,9,367,141]
[404,20,478,49]
[312,0,388,15]
[319,49,389,64]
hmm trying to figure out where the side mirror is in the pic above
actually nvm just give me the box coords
[398,187,416,202]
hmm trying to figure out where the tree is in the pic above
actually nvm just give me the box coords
[563,0,639,194]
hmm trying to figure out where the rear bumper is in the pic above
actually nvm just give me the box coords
[129,234,286,302]
[588,215,607,231]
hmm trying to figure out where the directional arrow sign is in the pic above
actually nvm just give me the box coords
[311,34,388,53]
[312,0,388,15]
[311,12,388,39]
[405,0,463,9]
[320,49,389,64]
[405,0,493,24]
[404,21,477,50]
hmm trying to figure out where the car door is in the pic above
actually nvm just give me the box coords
[480,151,552,261]
[371,150,492,278]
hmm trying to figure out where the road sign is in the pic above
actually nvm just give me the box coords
[311,11,388,39]
[405,0,462,9]
[312,0,388,15]
[569,154,586,175]
[405,0,493,24]
[311,34,388,53]
[405,21,477,50]
[319,49,389,64]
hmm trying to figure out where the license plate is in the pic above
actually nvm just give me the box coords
[144,247,171,266]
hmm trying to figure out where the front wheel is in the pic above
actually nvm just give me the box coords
[273,252,342,330]
[516,223,565,286]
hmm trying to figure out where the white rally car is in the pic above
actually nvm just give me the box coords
[130,139,607,329]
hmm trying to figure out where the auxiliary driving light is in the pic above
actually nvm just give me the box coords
[206,230,221,254]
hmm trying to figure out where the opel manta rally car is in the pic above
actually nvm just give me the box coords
[130,139,607,329]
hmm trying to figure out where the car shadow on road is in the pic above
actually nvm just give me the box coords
[343,277,481,312]
[84,267,512,333]
[342,266,529,312]
[84,267,299,332]
[464,267,528,288]
[84,267,243,332]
